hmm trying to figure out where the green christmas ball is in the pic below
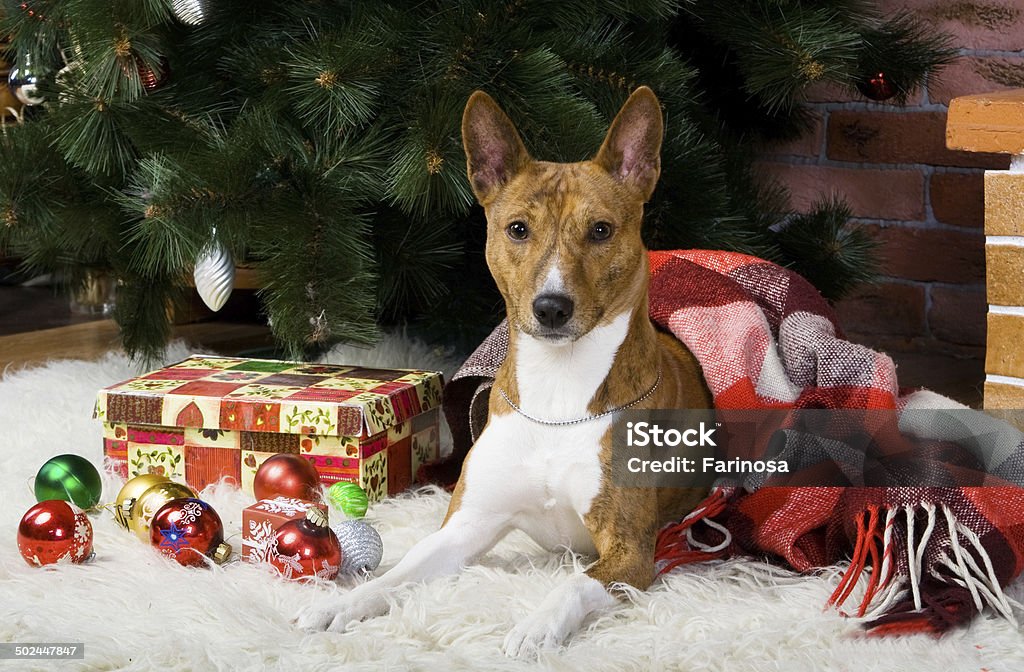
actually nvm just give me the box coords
[34,454,103,510]
[327,481,369,518]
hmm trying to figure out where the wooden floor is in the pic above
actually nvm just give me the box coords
[0,282,274,376]
[0,319,274,375]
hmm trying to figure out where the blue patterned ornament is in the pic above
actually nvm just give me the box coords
[158,521,190,553]
[327,482,369,518]
[331,520,383,574]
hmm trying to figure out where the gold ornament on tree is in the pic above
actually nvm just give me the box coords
[55,61,85,104]
[70,269,117,316]
[193,234,235,311]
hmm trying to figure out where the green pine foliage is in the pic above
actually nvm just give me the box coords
[0,0,953,360]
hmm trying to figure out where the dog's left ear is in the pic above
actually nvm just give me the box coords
[594,86,663,201]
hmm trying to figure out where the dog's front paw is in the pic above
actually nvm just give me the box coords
[293,586,388,633]
[293,598,343,632]
[502,575,617,657]
[502,607,574,658]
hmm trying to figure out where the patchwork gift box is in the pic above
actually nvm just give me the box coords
[242,497,328,564]
[94,355,443,502]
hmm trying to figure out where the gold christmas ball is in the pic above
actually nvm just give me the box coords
[113,474,171,530]
[128,481,197,542]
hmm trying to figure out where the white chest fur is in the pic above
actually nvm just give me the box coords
[460,312,631,554]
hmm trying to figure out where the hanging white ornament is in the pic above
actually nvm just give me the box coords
[172,0,209,26]
[193,238,235,311]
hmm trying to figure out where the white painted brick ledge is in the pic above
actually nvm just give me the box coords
[990,306,1024,317]
[986,236,1024,247]
[986,374,1024,388]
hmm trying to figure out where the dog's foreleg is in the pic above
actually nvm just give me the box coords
[503,490,658,657]
[501,572,618,657]
[295,508,509,632]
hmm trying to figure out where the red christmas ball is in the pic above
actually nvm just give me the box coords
[17,500,93,567]
[136,55,170,93]
[149,498,231,567]
[254,454,322,502]
[857,71,896,102]
[268,508,341,580]
[18,2,46,21]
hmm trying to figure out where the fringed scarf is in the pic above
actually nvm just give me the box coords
[426,250,1024,634]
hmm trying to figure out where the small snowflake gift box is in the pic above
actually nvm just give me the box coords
[242,496,328,564]
[94,355,443,502]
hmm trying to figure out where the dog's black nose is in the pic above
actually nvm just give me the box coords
[532,294,574,329]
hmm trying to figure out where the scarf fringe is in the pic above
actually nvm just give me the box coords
[655,488,731,575]
[655,494,1019,635]
[825,503,1018,634]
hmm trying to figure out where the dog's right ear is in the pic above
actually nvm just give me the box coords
[462,91,530,206]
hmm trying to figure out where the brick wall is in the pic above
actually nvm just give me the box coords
[757,0,1024,405]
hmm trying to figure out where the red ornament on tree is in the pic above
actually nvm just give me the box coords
[18,2,46,21]
[857,71,896,101]
[131,54,169,93]
[17,500,94,566]
[254,453,322,502]
[268,507,341,580]
[149,498,231,567]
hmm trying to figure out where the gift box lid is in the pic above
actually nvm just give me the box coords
[94,355,443,438]
[244,497,328,517]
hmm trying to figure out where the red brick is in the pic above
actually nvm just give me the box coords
[758,111,824,157]
[928,284,987,345]
[840,331,984,406]
[929,55,1024,106]
[929,171,984,228]
[896,0,1024,51]
[862,223,986,283]
[886,349,984,407]
[835,281,926,336]
[758,162,925,220]
[804,82,857,104]
[803,80,924,106]
[826,110,1010,169]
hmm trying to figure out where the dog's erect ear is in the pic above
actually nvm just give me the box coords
[462,91,531,206]
[594,86,663,201]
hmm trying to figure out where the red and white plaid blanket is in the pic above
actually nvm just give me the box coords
[432,249,1024,634]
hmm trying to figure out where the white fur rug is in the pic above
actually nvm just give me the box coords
[2,337,1023,672]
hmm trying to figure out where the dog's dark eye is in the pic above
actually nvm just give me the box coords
[506,221,529,241]
[590,222,613,242]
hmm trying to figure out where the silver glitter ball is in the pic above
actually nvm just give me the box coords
[331,520,383,575]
